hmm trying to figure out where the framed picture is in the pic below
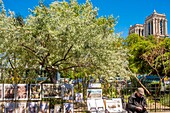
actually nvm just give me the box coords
[63,103,73,113]
[16,102,27,113]
[28,102,38,113]
[30,84,41,100]
[0,84,3,100]
[42,84,62,98]
[75,93,83,103]
[16,84,28,100]
[54,104,61,113]
[87,89,102,99]
[49,109,54,113]
[62,84,74,100]
[0,102,4,113]
[95,99,105,112]
[4,84,15,100]
[4,102,15,113]
[87,99,97,112]
[105,98,123,112]
[40,102,49,113]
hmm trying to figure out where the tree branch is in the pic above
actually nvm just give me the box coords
[52,45,73,66]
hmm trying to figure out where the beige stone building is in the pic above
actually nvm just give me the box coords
[129,10,169,37]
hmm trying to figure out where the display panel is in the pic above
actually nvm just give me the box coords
[42,84,62,98]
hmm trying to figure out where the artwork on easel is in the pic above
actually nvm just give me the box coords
[30,84,41,100]
[4,84,15,100]
[4,102,15,113]
[16,102,27,113]
[16,84,28,100]
[42,84,62,98]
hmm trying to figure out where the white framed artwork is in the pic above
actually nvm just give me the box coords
[105,98,123,112]
[28,102,38,113]
[63,103,73,113]
[4,102,15,113]
[30,84,41,100]
[42,84,62,98]
[16,102,27,113]
[87,89,102,99]
[40,101,49,113]
[16,84,28,100]
[75,93,83,103]
[4,84,15,100]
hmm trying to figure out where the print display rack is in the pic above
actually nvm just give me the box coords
[0,83,74,113]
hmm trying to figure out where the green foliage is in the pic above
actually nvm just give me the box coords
[160,94,170,107]
[0,0,130,83]
[125,34,170,76]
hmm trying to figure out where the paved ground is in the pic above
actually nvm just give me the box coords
[150,112,170,113]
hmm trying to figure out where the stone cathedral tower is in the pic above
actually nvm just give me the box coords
[129,10,169,37]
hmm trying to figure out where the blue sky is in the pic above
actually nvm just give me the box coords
[2,0,170,38]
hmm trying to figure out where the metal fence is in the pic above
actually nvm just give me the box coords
[121,86,170,112]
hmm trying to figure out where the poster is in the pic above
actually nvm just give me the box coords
[0,84,3,100]
[75,93,83,103]
[28,102,38,113]
[16,102,27,113]
[95,99,105,112]
[88,83,101,88]
[40,102,49,113]
[105,98,123,112]
[63,103,73,113]
[87,89,102,99]
[16,84,28,100]
[4,102,15,113]
[42,84,62,98]
[30,84,41,100]
[87,99,97,112]
[62,84,73,100]
[4,84,15,100]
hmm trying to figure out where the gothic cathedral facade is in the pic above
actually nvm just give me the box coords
[129,10,169,37]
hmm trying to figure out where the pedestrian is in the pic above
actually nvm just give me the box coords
[127,87,148,113]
